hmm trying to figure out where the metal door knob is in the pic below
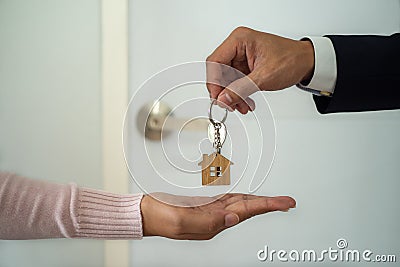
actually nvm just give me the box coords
[136,101,209,140]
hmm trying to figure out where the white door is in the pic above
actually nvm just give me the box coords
[128,0,400,266]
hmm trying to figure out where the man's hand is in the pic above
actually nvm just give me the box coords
[206,26,315,114]
[140,192,296,240]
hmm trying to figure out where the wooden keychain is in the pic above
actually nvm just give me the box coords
[198,100,233,186]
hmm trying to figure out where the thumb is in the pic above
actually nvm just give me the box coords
[217,74,259,110]
[224,213,240,228]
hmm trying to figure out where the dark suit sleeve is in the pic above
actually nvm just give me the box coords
[312,33,400,114]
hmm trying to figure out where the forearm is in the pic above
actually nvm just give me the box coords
[0,172,143,240]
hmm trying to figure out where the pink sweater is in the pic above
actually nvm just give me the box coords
[0,172,143,240]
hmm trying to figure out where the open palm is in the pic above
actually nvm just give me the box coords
[141,192,296,240]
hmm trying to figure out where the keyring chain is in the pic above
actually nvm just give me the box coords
[214,122,222,154]
[208,99,228,154]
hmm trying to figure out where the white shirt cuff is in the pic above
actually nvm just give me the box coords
[298,36,337,94]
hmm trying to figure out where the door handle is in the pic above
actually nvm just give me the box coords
[136,101,209,140]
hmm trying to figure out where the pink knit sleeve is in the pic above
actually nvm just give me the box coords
[0,172,143,240]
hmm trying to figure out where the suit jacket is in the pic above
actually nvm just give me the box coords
[312,33,400,114]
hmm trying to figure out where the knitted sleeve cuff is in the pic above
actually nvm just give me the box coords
[71,186,143,239]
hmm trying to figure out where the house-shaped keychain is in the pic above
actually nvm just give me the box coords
[198,152,233,186]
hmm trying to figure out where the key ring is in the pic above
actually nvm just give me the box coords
[208,99,228,125]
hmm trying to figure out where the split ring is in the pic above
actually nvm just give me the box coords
[208,99,228,125]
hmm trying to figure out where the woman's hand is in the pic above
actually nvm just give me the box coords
[140,192,295,240]
[206,26,314,114]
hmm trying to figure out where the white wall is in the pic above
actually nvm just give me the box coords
[128,0,400,266]
[0,1,103,266]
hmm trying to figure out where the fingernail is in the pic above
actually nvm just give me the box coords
[225,213,239,227]
[290,199,296,208]
[217,94,234,111]
[224,93,233,104]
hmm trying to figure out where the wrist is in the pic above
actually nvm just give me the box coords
[140,195,154,236]
[299,40,315,83]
